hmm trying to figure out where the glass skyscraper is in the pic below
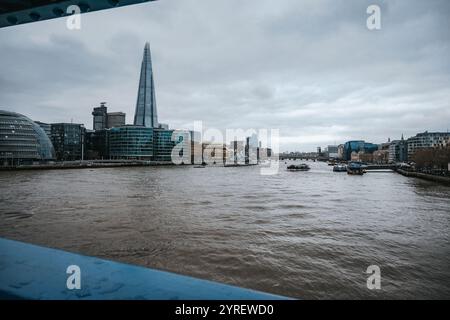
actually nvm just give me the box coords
[134,42,158,128]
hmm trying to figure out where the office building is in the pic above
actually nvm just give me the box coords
[85,129,109,160]
[343,140,378,161]
[92,103,108,131]
[389,135,408,163]
[92,103,126,130]
[51,123,85,161]
[373,149,389,164]
[0,110,55,165]
[109,126,153,160]
[106,112,126,128]
[327,145,339,159]
[407,131,450,161]
[203,142,226,165]
[153,129,173,162]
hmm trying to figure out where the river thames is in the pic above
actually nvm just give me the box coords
[0,161,449,299]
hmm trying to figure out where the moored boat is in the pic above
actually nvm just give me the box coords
[347,162,366,175]
[333,164,347,172]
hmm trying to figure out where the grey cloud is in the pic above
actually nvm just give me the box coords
[0,0,449,151]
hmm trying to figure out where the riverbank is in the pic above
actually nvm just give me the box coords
[396,168,450,185]
[0,160,174,171]
[0,161,259,171]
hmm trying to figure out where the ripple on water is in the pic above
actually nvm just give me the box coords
[2,211,34,220]
[1,163,450,299]
[242,205,270,211]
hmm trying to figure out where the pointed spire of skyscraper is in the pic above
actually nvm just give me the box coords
[134,42,158,128]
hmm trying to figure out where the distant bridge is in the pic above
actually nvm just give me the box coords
[279,155,326,161]
[279,156,398,170]
[364,164,397,171]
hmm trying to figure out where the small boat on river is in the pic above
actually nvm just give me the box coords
[287,164,310,171]
[347,162,366,175]
[333,164,347,172]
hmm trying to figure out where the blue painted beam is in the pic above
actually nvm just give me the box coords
[0,238,289,300]
[0,0,157,29]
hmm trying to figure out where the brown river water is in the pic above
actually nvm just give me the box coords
[0,161,449,299]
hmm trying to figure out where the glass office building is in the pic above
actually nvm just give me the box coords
[109,126,153,160]
[51,123,85,161]
[92,103,108,131]
[85,129,109,160]
[153,129,178,162]
[343,140,379,161]
[0,110,55,165]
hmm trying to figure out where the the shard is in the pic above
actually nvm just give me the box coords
[134,42,158,128]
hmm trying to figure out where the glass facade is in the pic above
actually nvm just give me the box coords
[134,42,158,128]
[0,110,55,165]
[343,140,379,160]
[51,123,85,161]
[92,105,107,131]
[107,127,190,162]
[34,121,51,138]
[85,129,109,160]
[153,129,177,162]
[109,126,153,160]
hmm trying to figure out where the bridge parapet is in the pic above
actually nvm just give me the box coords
[0,238,289,300]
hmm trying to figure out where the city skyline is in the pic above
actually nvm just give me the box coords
[1,1,450,304]
[0,0,449,152]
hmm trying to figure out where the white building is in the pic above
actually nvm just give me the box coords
[407,131,450,161]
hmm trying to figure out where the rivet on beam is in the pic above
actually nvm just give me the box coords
[6,16,18,25]
[78,2,91,12]
[29,12,41,21]
[108,0,120,7]
[52,7,65,17]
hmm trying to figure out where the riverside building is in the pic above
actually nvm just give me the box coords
[0,110,55,166]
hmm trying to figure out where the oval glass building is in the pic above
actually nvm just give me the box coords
[0,110,55,165]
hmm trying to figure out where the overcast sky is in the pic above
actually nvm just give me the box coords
[0,0,449,151]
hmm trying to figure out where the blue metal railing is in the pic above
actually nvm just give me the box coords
[0,238,289,300]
